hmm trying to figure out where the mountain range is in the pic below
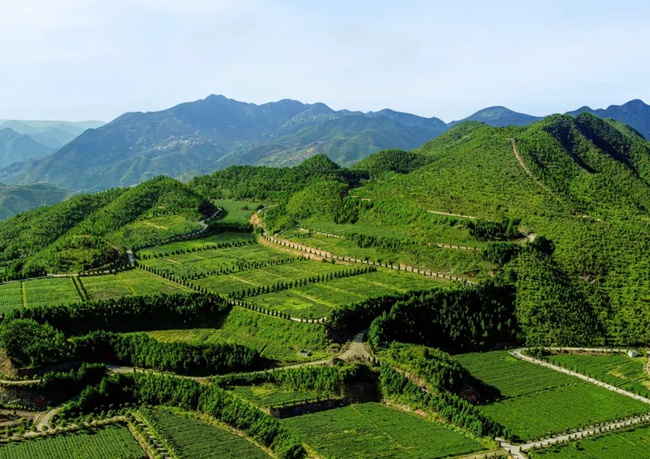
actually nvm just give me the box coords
[0,96,648,195]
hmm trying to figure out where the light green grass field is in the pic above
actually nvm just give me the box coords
[23,277,80,308]
[0,424,146,459]
[139,407,270,459]
[109,215,204,248]
[282,402,485,459]
[80,270,192,300]
[455,351,650,442]
[212,199,259,224]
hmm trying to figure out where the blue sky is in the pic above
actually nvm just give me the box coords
[1,0,649,122]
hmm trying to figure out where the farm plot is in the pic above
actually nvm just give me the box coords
[138,232,255,257]
[194,260,356,296]
[140,243,296,278]
[528,424,650,459]
[80,270,192,301]
[284,225,485,274]
[231,384,324,407]
[455,351,650,442]
[143,306,329,362]
[544,352,650,399]
[139,407,270,459]
[23,277,80,308]
[282,402,485,459]
[0,282,23,314]
[0,424,146,459]
[250,269,448,319]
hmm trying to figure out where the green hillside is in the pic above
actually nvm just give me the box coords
[0,176,213,277]
[0,183,70,220]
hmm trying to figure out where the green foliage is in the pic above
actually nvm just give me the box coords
[352,148,431,177]
[368,281,517,353]
[0,318,67,367]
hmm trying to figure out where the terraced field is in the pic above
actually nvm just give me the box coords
[139,407,270,459]
[23,277,80,308]
[144,306,329,362]
[0,282,23,314]
[544,352,650,399]
[138,232,255,257]
[80,270,192,300]
[193,260,361,296]
[282,402,485,459]
[0,424,146,459]
[108,214,204,248]
[455,351,650,441]
[529,424,650,458]
[140,243,296,278]
[249,269,447,319]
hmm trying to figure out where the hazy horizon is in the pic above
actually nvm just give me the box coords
[2,0,648,122]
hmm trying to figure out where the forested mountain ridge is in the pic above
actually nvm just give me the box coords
[1,96,648,194]
[0,95,446,192]
[0,128,53,167]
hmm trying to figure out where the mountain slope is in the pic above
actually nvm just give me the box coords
[0,128,53,167]
[0,96,447,192]
[567,99,650,139]
[0,120,105,149]
[0,183,70,220]
[448,106,542,127]
[0,176,213,276]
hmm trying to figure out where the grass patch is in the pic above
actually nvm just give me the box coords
[137,232,255,257]
[231,384,323,407]
[282,402,485,459]
[212,199,259,224]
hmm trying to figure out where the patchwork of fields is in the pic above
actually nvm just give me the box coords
[0,424,146,459]
[455,351,650,442]
[79,269,192,300]
[282,402,486,459]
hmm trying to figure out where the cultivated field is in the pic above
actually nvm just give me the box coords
[529,424,650,459]
[249,269,447,319]
[80,269,192,300]
[0,282,23,314]
[139,242,295,278]
[455,351,650,441]
[139,407,270,459]
[282,402,485,459]
[144,306,329,362]
[108,215,204,248]
[138,232,255,257]
[544,352,650,399]
[22,277,80,308]
[0,424,146,459]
